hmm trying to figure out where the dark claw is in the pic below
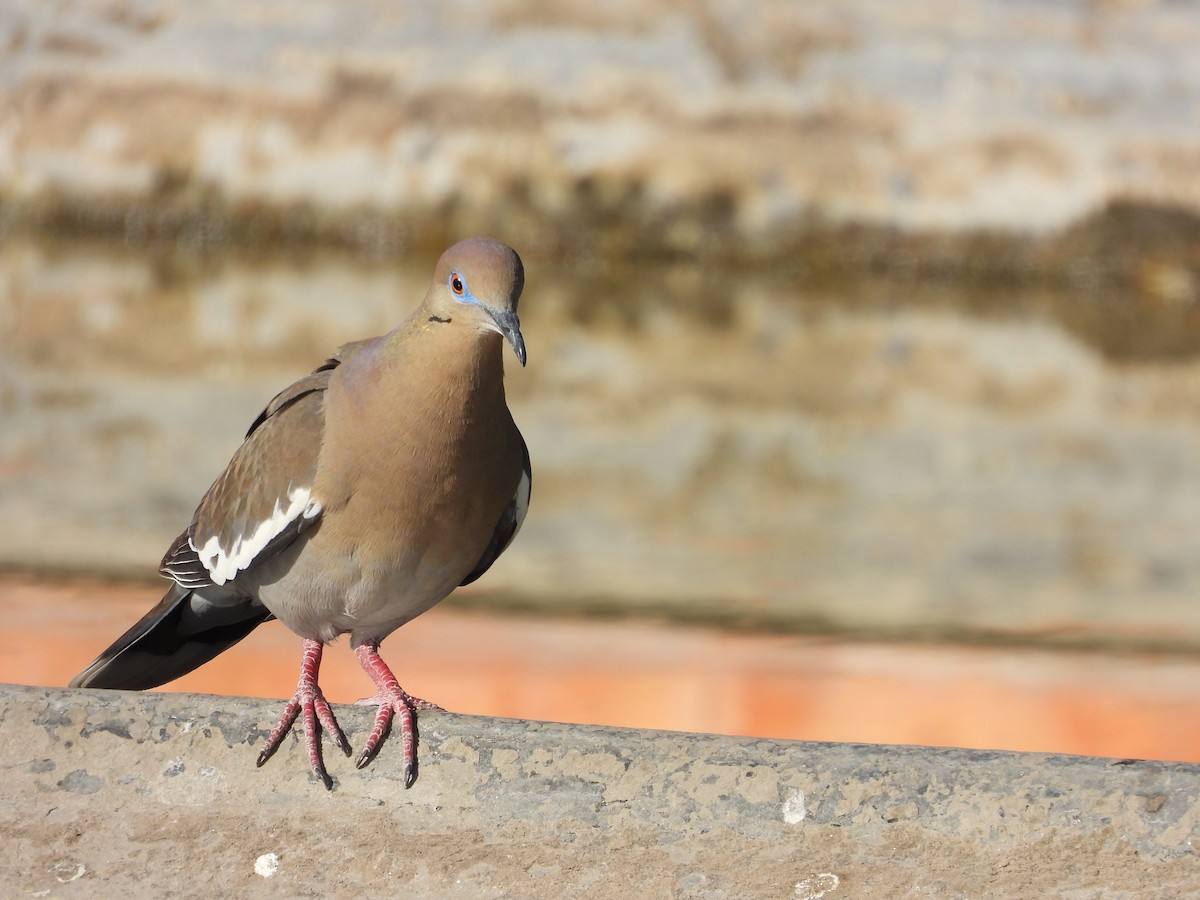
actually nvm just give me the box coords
[312,766,334,791]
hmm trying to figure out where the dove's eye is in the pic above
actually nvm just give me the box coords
[450,274,465,295]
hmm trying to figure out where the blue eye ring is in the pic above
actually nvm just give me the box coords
[450,273,465,295]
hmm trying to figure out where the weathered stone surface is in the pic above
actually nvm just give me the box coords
[1,0,1199,256]
[1,683,1197,896]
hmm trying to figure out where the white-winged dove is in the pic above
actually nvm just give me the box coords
[70,237,531,789]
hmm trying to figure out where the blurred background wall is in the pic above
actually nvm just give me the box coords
[1,0,1199,761]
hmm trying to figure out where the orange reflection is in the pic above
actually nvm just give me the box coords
[3,576,1198,763]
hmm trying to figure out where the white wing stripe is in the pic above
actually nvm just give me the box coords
[513,467,530,536]
[194,485,322,586]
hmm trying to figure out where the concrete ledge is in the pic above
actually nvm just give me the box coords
[2,684,1197,896]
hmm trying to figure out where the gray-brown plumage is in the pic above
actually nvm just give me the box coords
[71,237,531,789]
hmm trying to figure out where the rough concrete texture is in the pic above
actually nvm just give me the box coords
[2,683,1198,897]
[2,0,1200,255]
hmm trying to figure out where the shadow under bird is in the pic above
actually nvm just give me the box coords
[70,237,531,789]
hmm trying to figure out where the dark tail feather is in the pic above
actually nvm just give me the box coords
[69,582,273,691]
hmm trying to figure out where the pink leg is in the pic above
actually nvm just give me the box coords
[354,640,442,787]
[256,638,352,790]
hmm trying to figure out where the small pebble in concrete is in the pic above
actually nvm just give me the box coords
[254,853,279,878]
[56,769,104,795]
[51,862,86,883]
[794,872,839,899]
[783,790,807,824]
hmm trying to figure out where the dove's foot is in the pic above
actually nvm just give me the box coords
[256,638,351,790]
[353,640,442,788]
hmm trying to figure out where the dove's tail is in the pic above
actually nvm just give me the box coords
[69,582,273,691]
